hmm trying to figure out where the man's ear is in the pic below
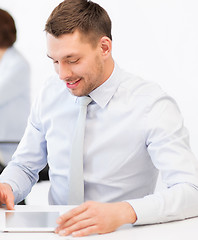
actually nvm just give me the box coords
[100,36,112,58]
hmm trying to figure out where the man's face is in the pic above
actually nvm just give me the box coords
[46,31,106,96]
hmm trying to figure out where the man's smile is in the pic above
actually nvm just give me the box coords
[66,78,82,89]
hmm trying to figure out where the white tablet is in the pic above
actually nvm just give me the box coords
[0,211,60,232]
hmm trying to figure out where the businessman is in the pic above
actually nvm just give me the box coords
[1,0,198,237]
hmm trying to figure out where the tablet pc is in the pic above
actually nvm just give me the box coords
[0,211,60,232]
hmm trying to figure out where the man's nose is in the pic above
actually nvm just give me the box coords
[58,63,72,80]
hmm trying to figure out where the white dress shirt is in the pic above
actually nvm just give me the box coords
[0,46,30,164]
[1,63,198,225]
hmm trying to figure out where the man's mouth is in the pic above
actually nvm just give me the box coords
[66,78,81,89]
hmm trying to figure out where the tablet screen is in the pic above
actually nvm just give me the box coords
[5,211,59,230]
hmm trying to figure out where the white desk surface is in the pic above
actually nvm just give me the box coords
[0,205,198,240]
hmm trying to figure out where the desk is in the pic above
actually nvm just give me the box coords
[0,205,197,240]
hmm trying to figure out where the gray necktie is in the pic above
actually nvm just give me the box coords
[68,96,92,205]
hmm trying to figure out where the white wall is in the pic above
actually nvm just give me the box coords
[1,0,198,157]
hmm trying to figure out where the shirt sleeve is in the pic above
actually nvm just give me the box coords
[128,94,198,224]
[0,94,47,204]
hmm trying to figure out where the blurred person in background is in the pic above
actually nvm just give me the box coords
[0,9,30,172]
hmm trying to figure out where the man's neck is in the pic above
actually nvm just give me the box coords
[103,57,115,83]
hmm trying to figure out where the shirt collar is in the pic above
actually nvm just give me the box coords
[89,62,122,108]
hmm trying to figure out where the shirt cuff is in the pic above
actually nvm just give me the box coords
[126,195,162,225]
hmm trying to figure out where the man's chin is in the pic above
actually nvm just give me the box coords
[67,89,88,97]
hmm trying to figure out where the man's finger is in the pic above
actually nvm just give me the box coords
[58,218,95,236]
[5,186,15,210]
[58,207,91,230]
[72,225,98,237]
[0,183,15,210]
[57,203,87,224]
[5,193,15,210]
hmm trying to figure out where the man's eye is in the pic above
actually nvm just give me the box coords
[68,59,79,64]
[53,60,58,64]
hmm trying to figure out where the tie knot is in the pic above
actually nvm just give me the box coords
[78,96,92,106]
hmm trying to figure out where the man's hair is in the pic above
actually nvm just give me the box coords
[45,0,112,46]
[0,9,16,48]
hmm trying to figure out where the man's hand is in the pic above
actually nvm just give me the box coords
[55,201,137,237]
[0,183,14,210]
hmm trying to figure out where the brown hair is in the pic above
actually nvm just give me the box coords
[0,9,16,48]
[45,0,112,46]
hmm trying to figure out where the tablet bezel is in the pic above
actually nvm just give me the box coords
[0,210,60,232]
